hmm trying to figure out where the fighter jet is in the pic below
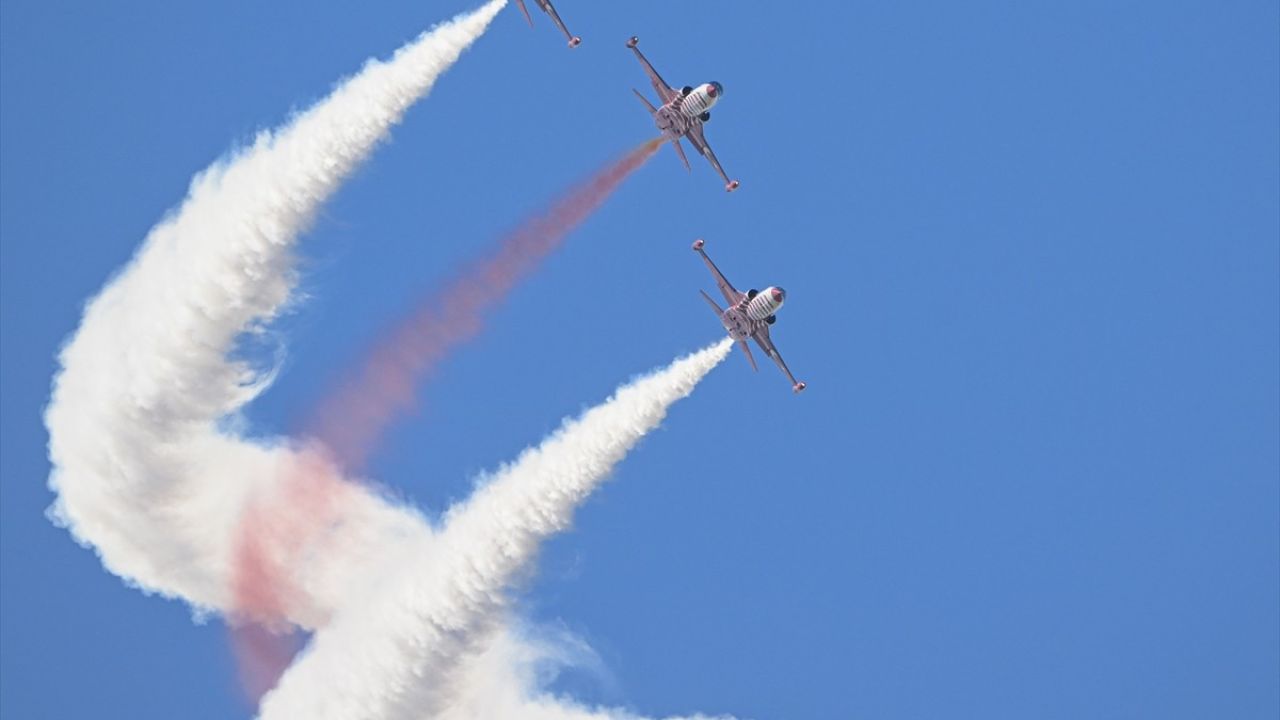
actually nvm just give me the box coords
[515,0,581,48]
[626,36,740,192]
[692,239,805,393]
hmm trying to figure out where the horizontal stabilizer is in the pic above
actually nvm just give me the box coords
[515,0,534,27]
[737,340,758,372]
[699,289,724,317]
[631,88,657,114]
[670,138,691,171]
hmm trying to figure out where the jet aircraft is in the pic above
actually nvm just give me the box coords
[515,0,581,48]
[626,36,740,192]
[692,239,805,393]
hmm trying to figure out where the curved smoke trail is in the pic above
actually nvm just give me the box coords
[44,0,506,636]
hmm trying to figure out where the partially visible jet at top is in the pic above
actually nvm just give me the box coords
[514,0,581,48]
[692,239,805,393]
[626,36,740,192]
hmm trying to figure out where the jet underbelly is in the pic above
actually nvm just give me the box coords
[654,105,691,136]
[721,307,751,340]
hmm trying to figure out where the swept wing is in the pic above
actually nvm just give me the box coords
[752,324,805,392]
[693,239,741,305]
[685,122,738,191]
[626,37,676,104]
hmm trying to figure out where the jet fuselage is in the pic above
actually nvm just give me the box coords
[653,82,722,139]
[719,287,785,341]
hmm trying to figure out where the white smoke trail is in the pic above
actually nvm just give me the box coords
[44,0,506,624]
[257,339,733,720]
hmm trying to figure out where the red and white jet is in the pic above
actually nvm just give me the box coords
[692,239,805,393]
[626,36,740,192]
[515,0,580,48]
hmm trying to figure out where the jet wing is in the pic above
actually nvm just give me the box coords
[752,324,805,392]
[627,38,677,104]
[693,240,741,306]
[541,1,579,45]
[685,122,738,191]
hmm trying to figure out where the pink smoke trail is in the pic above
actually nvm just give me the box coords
[311,137,663,470]
[229,138,662,703]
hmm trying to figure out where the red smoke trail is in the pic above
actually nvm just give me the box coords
[310,137,663,471]
[228,138,662,704]
[229,447,353,705]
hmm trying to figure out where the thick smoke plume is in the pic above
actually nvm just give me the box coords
[43,0,505,682]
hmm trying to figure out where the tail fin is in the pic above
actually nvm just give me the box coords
[670,138,691,171]
[631,88,657,114]
[700,290,752,370]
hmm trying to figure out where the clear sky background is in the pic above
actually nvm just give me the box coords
[2,1,1277,718]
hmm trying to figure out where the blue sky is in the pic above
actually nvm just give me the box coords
[2,1,1277,718]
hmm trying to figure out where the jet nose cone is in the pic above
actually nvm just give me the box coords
[771,287,785,303]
